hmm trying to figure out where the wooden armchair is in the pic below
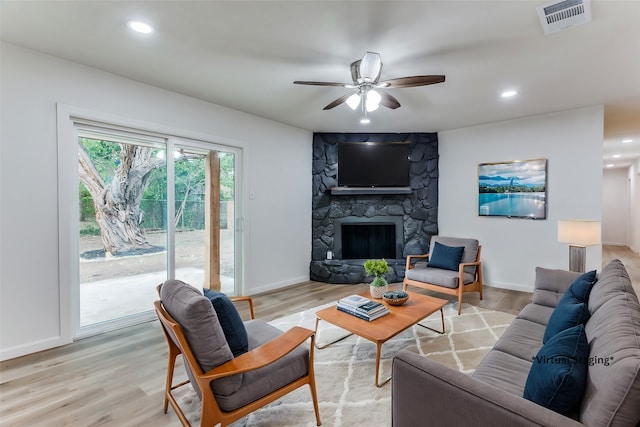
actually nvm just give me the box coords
[403,236,483,315]
[155,280,321,427]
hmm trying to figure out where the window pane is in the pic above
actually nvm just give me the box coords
[78,137,167,327]
[174,149,206,288]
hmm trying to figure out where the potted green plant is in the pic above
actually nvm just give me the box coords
[364,259,389,299]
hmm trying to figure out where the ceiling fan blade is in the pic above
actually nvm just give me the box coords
[381,75,445,88]
[293,81,350,87]
[323,93,355,110]
[379,91,401,109]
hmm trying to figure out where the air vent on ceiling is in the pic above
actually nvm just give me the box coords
[537,0,591,35]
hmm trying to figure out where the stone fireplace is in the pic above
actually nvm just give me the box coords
[310,133,439,284]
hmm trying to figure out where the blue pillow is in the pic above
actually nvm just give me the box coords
[524,324,589,415]
[543,270,597,343]
[203,289,248,357]
[543,301,589,343]
[560,270,597,304]
[428,241,465,271]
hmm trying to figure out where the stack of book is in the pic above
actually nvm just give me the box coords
[337,294,390,321]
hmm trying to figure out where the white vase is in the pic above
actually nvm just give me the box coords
[370,283,389,299]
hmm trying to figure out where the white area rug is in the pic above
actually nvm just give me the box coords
[177,302,515,426]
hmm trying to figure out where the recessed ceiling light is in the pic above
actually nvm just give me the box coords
[501,90,517,98]
[360,117,371,124]
[613,154,621,158]
[606,164,615,168]
[622,139,632,143]
[127,20,153,34]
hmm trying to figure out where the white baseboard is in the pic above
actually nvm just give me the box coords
[0,336,71,362]
[249,275,311,295]
[485,282,534,294]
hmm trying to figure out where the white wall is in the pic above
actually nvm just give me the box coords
[0,43,312,360]
[602,168,630,246]
[630,159,640,254]
[439,107,604,292]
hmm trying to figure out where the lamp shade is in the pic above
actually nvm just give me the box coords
[557,220,601,246]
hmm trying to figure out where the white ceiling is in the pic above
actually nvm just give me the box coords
[2,0,639,168]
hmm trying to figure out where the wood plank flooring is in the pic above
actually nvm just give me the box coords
[1,246,637,426]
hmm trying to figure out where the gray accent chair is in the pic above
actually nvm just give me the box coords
[154,279,321,427]
[403,236,483,314]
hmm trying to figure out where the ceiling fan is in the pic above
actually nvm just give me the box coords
[294,52,445,117]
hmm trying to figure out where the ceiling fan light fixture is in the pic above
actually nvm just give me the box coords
[346,93,361,110]
[359,52,382,82]
[365,89,381,112]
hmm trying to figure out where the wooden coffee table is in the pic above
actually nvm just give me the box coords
[314,290,447,387]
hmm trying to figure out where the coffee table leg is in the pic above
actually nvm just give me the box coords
[417,308,446,334]
[314,317,353,349]
[375,341,392,387]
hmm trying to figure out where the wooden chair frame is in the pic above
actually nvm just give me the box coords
[154,300,321,427]
[403,246,483,315]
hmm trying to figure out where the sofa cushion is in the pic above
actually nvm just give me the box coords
[516,303,554,326]
[160,279,241,396]
[524,324,589,415]
[428,241,464,271]
[533,267,582,308]
[580,259,640,427]
[203,289,248,357]
[543,301,589,343]
[492,318,545,362]
[588,258,637,314]
[472,349,533,396]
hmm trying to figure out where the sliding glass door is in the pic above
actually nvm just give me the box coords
[76,130,240,335]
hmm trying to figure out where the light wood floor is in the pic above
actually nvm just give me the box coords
[1,246,637,426]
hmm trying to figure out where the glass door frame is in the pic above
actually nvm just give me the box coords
[57,104,243,341]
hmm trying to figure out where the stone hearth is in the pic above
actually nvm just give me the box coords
[310,133,438,284]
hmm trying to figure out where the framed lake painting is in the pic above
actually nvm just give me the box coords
[478,158,547,219]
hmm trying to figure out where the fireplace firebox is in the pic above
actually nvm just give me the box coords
[333,216,403,260]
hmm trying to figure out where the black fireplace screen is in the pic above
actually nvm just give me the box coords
[341,223,396,259]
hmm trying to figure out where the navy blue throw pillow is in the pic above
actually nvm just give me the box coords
[560,270,597,304]
[543,301,589,343]
[543,270,596,343]
[203,289,248,357]
[524,324,589,415]
[428,241,465,271]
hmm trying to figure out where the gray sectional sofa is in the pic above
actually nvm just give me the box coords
[392,259,640,426]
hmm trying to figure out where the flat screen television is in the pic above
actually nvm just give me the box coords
[337,141,410,187]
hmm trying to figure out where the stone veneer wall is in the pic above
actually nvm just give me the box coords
[311,133,439,284]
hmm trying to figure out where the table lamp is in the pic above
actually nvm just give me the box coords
[557,220,601,272]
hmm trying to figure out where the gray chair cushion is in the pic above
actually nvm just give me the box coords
[215,319,310,412]
[160,279,241,396]
[532,267,582,308]
[405,267,474,289]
